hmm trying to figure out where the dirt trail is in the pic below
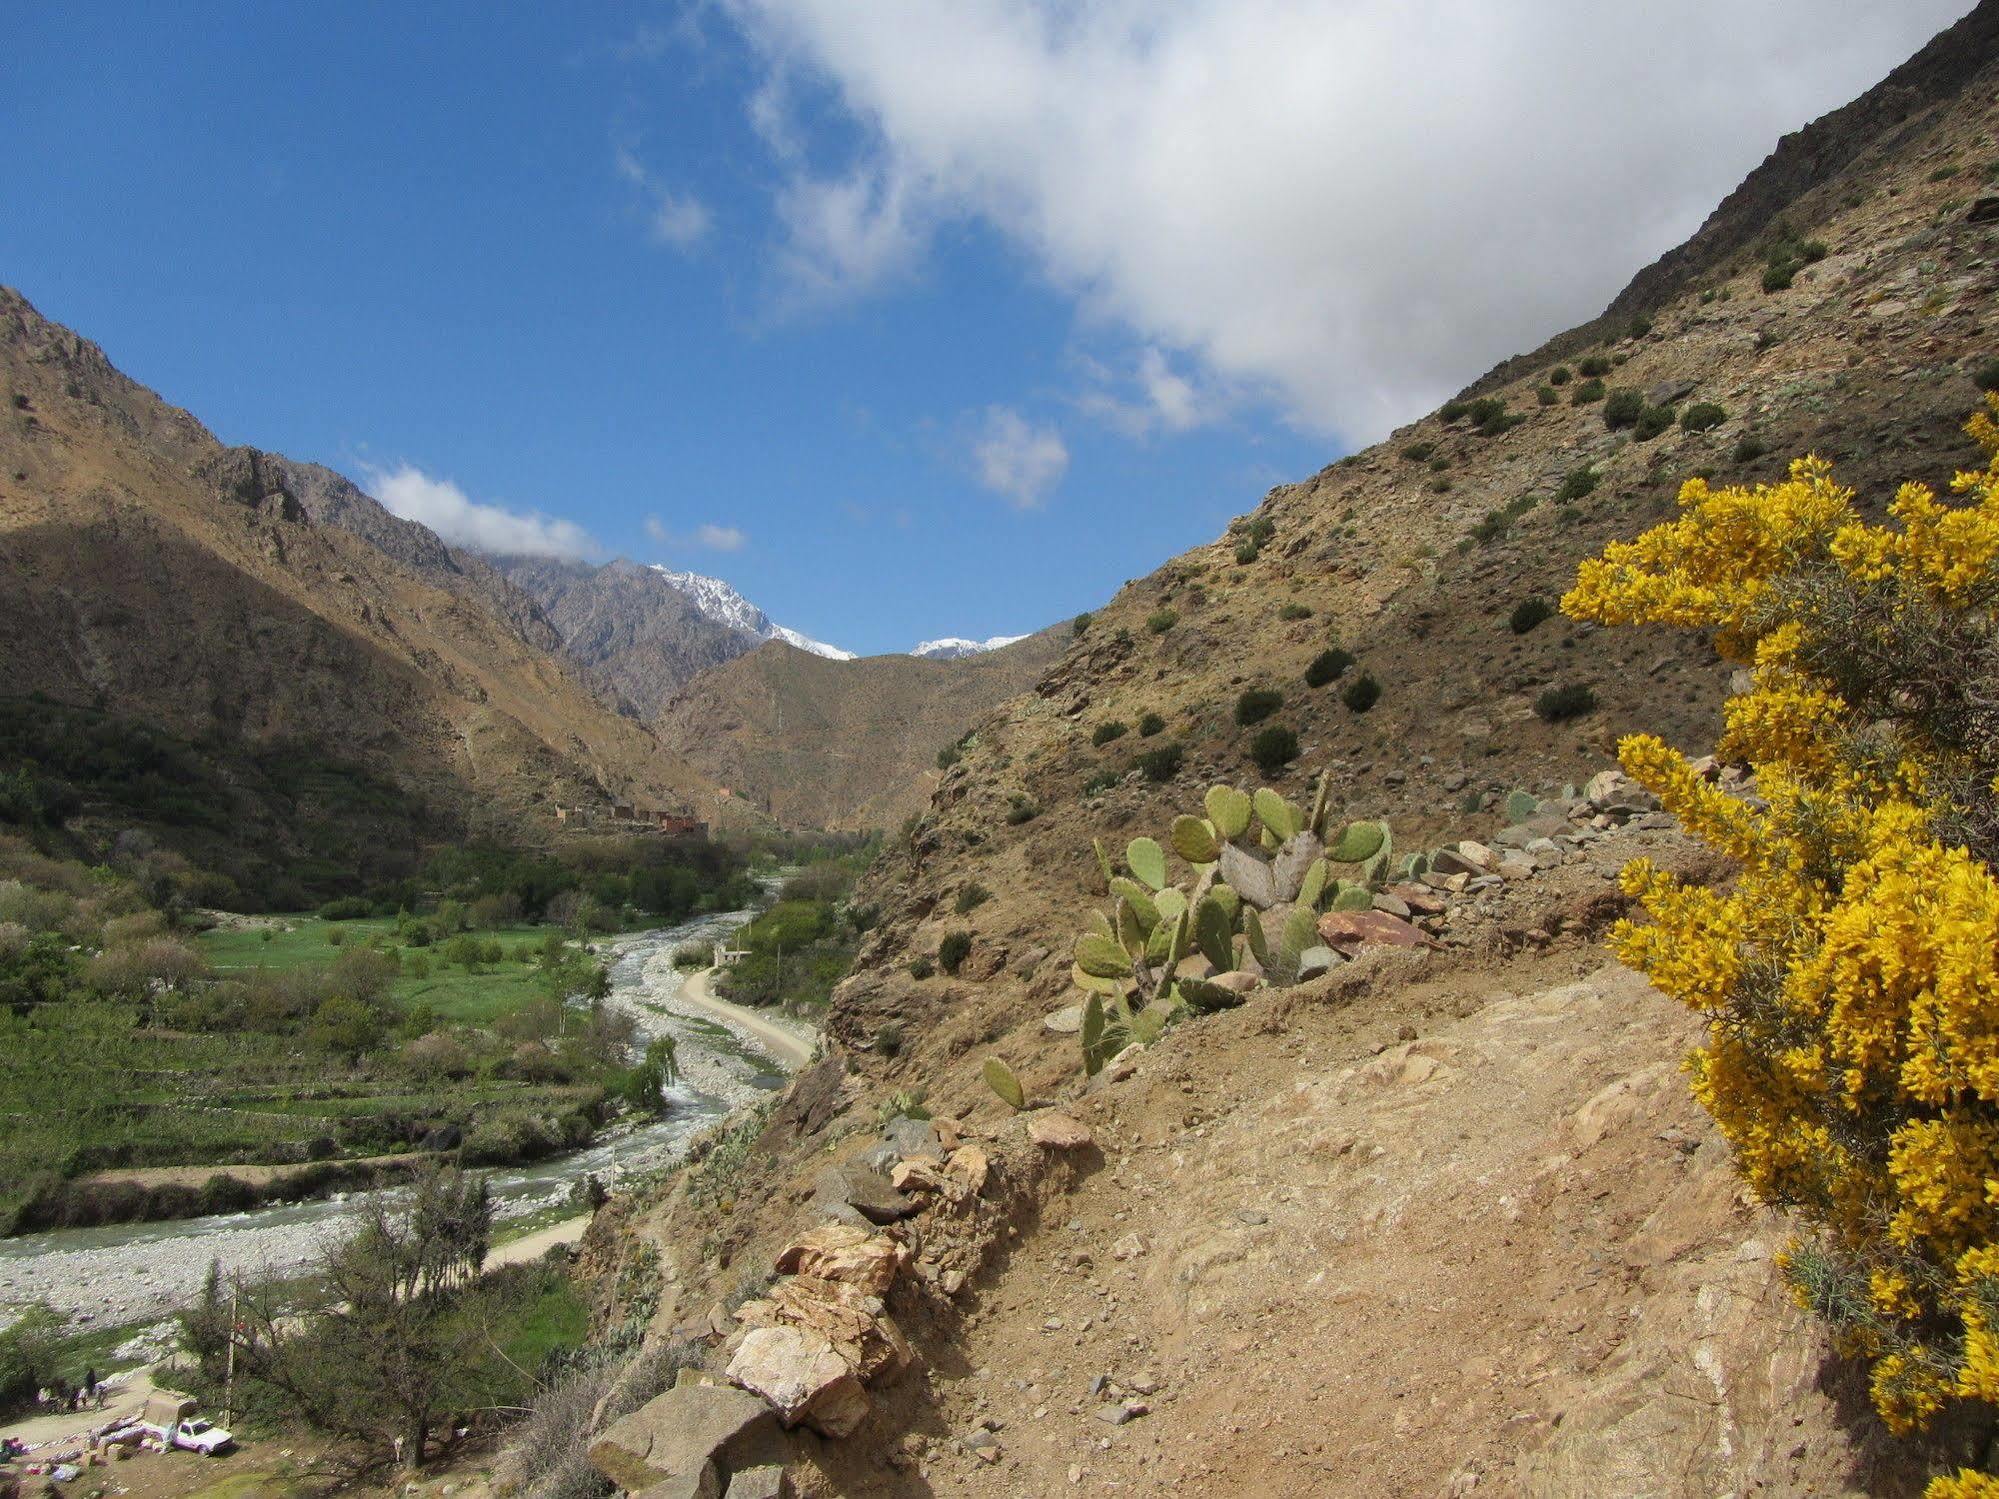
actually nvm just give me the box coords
[679,967,816,1071]
[857,952,1883,1497]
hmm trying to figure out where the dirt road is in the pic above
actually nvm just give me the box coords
[678,967,816,1070]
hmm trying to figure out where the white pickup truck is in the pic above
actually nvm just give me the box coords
[123,1393,234,1455]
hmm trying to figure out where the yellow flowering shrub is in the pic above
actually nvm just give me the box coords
[1565,399,1999,1486]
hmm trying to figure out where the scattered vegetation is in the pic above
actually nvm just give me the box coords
[1091,720,1128,747]
[1341,674,1381,713]
[1137,711,1167,738]
[1509,597,1554,634]
[1072,612,1093,636]
[1248,724,1300,773]
[954,882,990,915]
[1147,608,1179,634]
[1633,403,1677,441]
[1602,389,1645,429]
[1401,440,1436,462]
[1471,493,1540,545]
[1556,465,1599,503]
[1571,377,1607,405]
[1760,228,1828,292]
[1305,647,1355,688]
[937,930,973,975]
[936,743,962,770]
[1578,355,1611,378]
[1137,742,1184,782]
[1279,602,1314,621]
[1680,401,1727,432]
[1733,434,1769,464]
[1533,683,1598,721]
[1234,688,1284,726]
[1974,358,1999,393]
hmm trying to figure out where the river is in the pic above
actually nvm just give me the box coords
[1,903,809,1329]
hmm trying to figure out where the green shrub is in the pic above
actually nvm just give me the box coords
[1091,720,1128,747]
[938,930,972,975]
[908,956,935,980]
[1549,365,1571,385]
[318,896,373,920]
[1471,493,1539,545]
[1602,390,1644,429]
[1147,608,1178,634]
[1973,358,1999,393]
[1628,315,1653,339]
[1632,404,1676,441]
[1137,742,1183,783]
[1341,674,1381,713]
[1536,384,1558,407]
[1761,230,1827,293]
[1534,683,1597,722]
[1555,465,1598,503]
[1005,796,1039,825]
[936,744,962,771]
[1510,597,1554,634]
[1401,441,1436,462]
[1440,398,1471,422]
[1762,260,1797,292]
[1234,688,1284,726]
[1234,539,1260,564]
[1733,434,1768,463]
[1929,164,1961,182]
[1571,377,1606,405]
[1249,725,1299,773]
[873,1023,903,1057]
[1082,768,1120,796]
[1579,355,1611,378]
[1137,711,1166,738]
[1279,602,1313,621]
[1681,402,1727,432]
[954,883,990,915]
[1305,647,1355,687]
[1072,612,1092,636]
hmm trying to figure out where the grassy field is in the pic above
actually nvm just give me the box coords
[202,917,556,1024]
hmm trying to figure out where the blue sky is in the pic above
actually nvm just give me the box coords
[2,2,1972,654]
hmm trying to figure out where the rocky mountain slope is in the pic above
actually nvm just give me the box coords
[0,290,729,899]
[555,10,1999,1495]
[652,628,1070,831]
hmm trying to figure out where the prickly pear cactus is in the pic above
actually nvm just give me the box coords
[983,1057,1024,1110]
[1063,768,1392,1076]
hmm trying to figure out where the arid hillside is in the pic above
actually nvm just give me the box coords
[653,628,1071,831]
[0,290,734,899]
[553,10,1999,1496]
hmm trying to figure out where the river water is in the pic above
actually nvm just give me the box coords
[2,904,792,1328]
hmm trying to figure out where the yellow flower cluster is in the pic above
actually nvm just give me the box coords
[1564,400,1999,1490]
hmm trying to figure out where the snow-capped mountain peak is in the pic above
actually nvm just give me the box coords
[647,566,856,661]
[910,633,1030,660]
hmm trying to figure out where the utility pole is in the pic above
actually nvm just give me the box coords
[222,1282,238,1426]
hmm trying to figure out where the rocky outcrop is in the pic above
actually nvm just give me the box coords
[587,1382,789,1498]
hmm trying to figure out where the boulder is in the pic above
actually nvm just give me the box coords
[1430,846,1490,878]
[1208,969,1263,995]
[1043,1003,1085,1034]
[774,1223,906,1295]
[1296,945,1343,980]
[1371,892,1411,918]
[811,1163,916,1225]
[725,1466,793,1499]
[1317,910,1438,950]
[1645,377,1696,406]
[728,1326,871,1438]
[589,1383,783,1499]
[1218,842,1280,910]
[946,1142,990,1194]
[879,1116,941,1161]
[1027,1111,1094,1149]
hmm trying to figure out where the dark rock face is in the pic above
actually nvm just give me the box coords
[492,555,760,719]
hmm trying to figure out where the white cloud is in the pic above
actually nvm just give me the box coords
[696,522,747,551]
[646,515,748,551]
[1078,346,1217,437]
[615,145,712,250]
[722,0,1973,439]
[972,406,1067,508]
[364,464,598,559]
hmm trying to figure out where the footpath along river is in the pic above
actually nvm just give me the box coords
[1,905,816,1328]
